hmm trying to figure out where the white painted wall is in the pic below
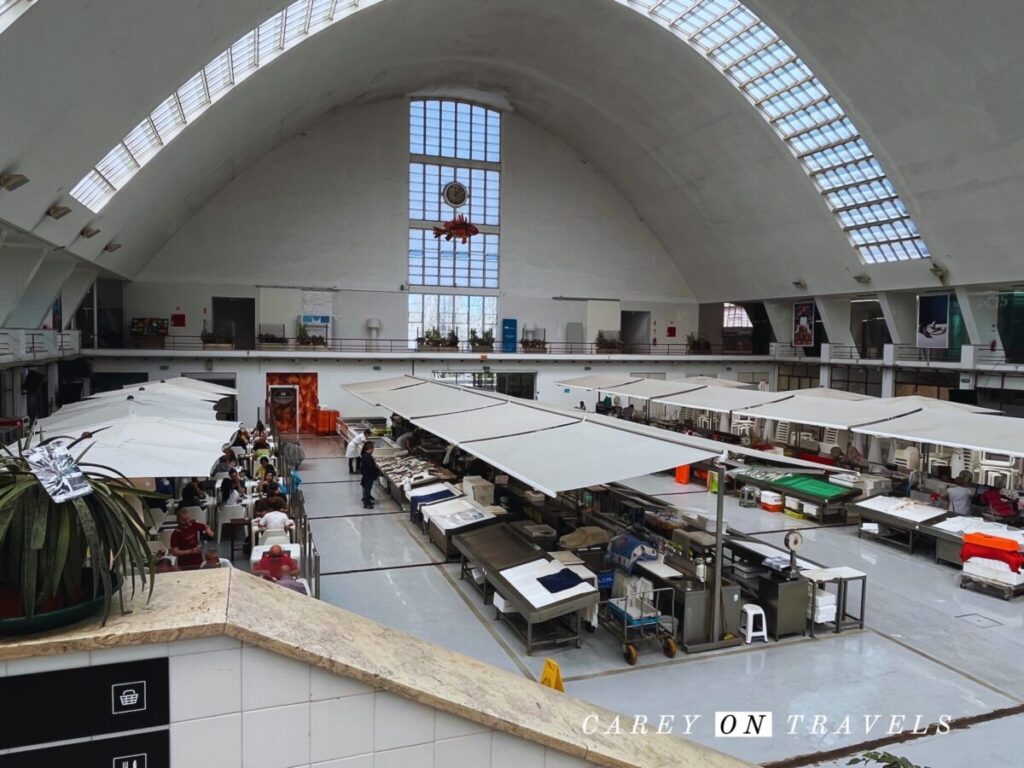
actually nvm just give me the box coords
[124,283,256,340]
[129,99,696,344]
[2,636,599,768]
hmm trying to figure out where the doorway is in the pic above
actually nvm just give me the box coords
[212,297,256,350]
[620,311,650,349]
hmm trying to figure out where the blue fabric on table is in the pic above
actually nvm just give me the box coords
[538,568,585,594]
[410,489,456,517]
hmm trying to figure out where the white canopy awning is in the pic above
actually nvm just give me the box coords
[344,376,422,395]
[798,387,876,401]
[654,387,793,414]
[680,376,753,389]
[737,394,997,430]
[158,377,238,396]
[369,381,506,418]
[555,374,642,391]
[415,402,578,444]
[36,396,220,433]
[854,409,1024,457]
[460,421,716,497]
[585,379,704,401]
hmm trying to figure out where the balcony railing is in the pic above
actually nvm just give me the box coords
[893,344,962,364]
[114,335,775,356]
[0,329,81,364]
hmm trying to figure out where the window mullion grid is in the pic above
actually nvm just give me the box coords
[723,34,781,75]
[782,114,849,142]
[815,171,887,195]
[796,134,862,160]
[808,153,875,177]
[172,92,187,125]
[736,51,797,87]
[199,67,211,104]
[683,2,740,41]
[146,116,164,147]
[830,194,899,214]
[278,8,288,48]
[119,140,141,168]
[667,1,702,26]
[254,25,261,67]
[704,15,760,55]
[749,71,814,105]
[303,0,313,33]
[843,214,912,233]
[328,0,339,19]
[766,92,830,123]
[226,44,236,84]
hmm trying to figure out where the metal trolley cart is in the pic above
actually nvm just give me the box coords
[598,585,677,666]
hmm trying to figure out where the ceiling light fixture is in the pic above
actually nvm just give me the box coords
[929,264,949,286]
[0,173,29,191]
[80,226,101,238]
[792,280,807,291]
[103,242,121,253]
[47,205,72,220]
[853,274,872,285]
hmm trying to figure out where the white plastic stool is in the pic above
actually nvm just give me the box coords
[740,604,768,644]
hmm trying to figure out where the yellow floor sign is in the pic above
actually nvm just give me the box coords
[539,658,565,692]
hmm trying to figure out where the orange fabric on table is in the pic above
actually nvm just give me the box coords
[964,532,1019,552]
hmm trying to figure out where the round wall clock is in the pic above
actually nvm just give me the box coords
[442,180,469,208]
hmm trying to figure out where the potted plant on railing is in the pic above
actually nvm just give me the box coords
[520,337,547,353]
[416,328,460,352]
[0,432,159,634]
[685,332,712,354]
[201,329,234,350]
[595,331,625,353]
[257,332,289,351]
[296,324,327,349]
[469,328,494,353]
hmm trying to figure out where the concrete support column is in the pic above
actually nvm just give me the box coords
[877,291,917,346]
[955,287,999,347]
[813,296,856,347]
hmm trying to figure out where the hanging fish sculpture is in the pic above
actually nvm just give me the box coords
[433,214,479,244]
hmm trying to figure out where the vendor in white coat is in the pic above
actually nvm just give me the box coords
[346,428,372,474]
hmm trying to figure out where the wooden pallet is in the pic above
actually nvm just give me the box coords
[959,572,1024,601]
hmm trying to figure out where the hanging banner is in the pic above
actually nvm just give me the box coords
[792,301,815,347]
[916,294,950,348]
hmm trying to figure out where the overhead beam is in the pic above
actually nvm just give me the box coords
[0,246,47,326]
[5,253,76,329]
[59,264,99,329]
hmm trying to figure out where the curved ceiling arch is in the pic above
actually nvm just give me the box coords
[64,0,927,267]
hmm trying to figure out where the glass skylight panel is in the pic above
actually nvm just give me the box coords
[283,0,311,45]
[231,30,258,82]
[308,0,335,27]
[652,1,697,23]
[123,118,162,165]
[96,144,138,189]
[742,59,812,101]
[176,71,210,121]
[203,50,233,102]
[257,13,285,65]
[408,163,500,226]
[410,99,501,162]
[149,94,186,143]
[69,171,116,212]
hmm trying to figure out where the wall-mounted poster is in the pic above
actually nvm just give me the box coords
[917,294,950,348]
[793,301,815,347]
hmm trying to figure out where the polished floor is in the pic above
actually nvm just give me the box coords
[297,437,1024,767]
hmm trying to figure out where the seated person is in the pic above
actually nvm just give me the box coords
[200,549,225,569]
[181,476,207,507]
[275,565,307,594]
[219,470,243,507]
[259,470,278,495]
[155,558,179,573]
[169,508,214,570]
[264,480,287,501]
[231,431,248,449]
[258,498,293,532]
[981,478,1016,517]
[255,456,275,479]
[210,449,235,476]
[252,544,298,580]
[252,433,270,451]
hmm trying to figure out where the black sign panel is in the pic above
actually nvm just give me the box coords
[0,658,169,749]
[0,729,169,768]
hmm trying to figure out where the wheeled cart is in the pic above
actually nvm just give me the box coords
[598,585,677,666]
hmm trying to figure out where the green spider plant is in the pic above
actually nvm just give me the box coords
[0,426,162,625]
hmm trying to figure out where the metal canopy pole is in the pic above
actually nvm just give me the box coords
[711,462,725,643]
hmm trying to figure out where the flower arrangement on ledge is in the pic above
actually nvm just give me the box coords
[520,337,547,352]
[296,324,326,347]
[469,328,494,352]
[417,328,460,351]
[595,331,625,353]
[200,328,234,348]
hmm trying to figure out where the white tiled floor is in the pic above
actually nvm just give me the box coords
[301,437,1024,767]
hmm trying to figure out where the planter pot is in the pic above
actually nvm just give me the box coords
[203,342,233,350]
[417,345,460,353]
[596,346,625,354]
[0,568,123,636]
[521,344,547,353]
[297,343,328,350]
[258,342,290,351]
[470,344,494,353]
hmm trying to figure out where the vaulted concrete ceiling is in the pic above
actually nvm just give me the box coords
[0,0,1021,302]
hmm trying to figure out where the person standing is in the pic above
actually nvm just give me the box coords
[939,472,974,516]
[360,441,380,509]
[346,428,371,474]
